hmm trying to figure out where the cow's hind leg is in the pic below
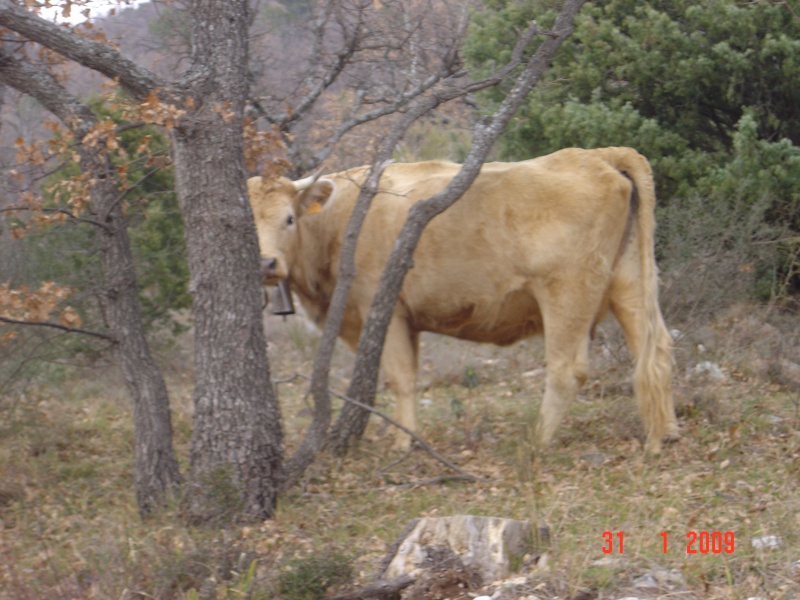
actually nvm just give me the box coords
[610,274,678,453]
[381,315,420,449]
[535,295,595,449]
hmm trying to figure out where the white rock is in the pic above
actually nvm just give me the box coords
[633,573,658,588]
[779,359,800,387]
[654,568,685,585]
[692,361,726,381]
[383,515,532,583]
[591,557,625,568]
[751,535,782,550]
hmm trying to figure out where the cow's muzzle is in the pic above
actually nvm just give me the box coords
[262,257,280,283]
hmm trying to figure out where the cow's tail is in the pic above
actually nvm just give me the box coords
[596,147,677,453]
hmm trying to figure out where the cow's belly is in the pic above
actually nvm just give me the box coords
[408,287,543,346]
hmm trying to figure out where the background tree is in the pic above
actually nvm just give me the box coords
[5,99,189,333]
[0,41,182,515]
[0,0,282,521]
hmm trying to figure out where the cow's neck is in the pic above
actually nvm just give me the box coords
[287,218,337,328]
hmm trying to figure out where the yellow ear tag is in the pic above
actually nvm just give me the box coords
[306,201,323,215]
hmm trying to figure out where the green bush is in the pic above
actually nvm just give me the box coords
[466,0,800,304]
[277,553,353,600]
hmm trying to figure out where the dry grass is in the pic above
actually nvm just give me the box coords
[1,306,799,599]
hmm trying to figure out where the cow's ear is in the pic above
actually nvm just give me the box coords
[297,179,335,216]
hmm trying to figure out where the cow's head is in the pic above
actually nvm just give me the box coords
[247,174,335,285]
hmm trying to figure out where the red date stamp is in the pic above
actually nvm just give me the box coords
[602,531,735,554]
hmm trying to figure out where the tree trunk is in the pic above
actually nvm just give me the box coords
[100,196,183,515]
[0,46,182,516]
[173,0,283,523]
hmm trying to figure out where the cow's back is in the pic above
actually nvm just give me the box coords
[299,149,634,346]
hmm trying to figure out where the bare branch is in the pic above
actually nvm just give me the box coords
[0,205,111,230]
[269,14,363,128]
[290,373,485,484]
[0,42,95,133]
[323,574,416,600]
[253,0,476,174]
[384,474,481,490]
[0,1,163,100]
[99,162,172,225]
[307,69,455,168]
[302,9,556,173]
[0,315,116,342]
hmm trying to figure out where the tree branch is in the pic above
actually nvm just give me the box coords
[268,26,361,129]
[291,374,485,484]
[0,315,116,342]
[323,574,416,600]
[0,0,163,100]
[280,159,394,493]
[306,14,555,175]
[0,205,110,230]
[307,70,453,168]
[0,41,95,132]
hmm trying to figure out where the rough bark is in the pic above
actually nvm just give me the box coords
[279,160,389,492]
[0,46,182,515]
[327,0,589,455]
[172,0,282,522]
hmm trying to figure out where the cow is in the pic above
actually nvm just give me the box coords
[248,147,679,453]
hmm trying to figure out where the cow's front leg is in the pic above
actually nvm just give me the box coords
[381,315,420,449]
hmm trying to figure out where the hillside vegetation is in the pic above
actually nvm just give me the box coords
[1,307,799,599]
[1,1,799,598]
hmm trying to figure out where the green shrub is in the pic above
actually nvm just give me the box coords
[277,552,353,600]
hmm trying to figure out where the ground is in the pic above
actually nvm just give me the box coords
[0,303,798,599]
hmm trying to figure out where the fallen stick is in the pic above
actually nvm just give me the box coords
[322,573,415,600]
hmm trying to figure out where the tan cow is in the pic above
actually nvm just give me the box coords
[249,147,679,453]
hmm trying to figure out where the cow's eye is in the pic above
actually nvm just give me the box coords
[286,215,295,227]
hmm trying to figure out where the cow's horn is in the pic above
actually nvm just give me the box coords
[292,168,324,192]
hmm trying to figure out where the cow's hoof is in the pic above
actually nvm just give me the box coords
[644,437,662,455]
[664,423,681,443]
[392,433,413,451]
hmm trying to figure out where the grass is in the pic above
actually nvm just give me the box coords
[1,307,799,599]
